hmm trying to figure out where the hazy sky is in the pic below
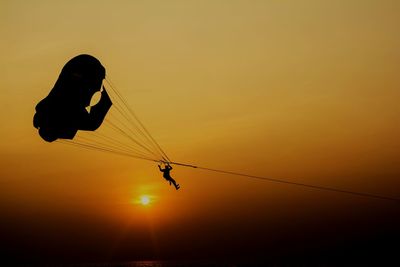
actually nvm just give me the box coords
[1,0,399,264]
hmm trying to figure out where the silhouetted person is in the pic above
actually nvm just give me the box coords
[158,163,180,190]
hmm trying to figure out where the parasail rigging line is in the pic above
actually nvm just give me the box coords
[108,99,164,159]
[105,77,171,162]
[106,92,158,152]
[73,134,152,159]
[103,118,162,159]
[91,85,165,161]
[89,129,156,158]
[104,77,169,162]
[58,140,157,162]
[162,161,400,203]
[106,112,163,159]
[183,164,400,203]
[67,115,159,160]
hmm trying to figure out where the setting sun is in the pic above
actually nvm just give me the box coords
[131,193,156,206]
[140,195,151,206]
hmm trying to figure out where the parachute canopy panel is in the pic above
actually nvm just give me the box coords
[33,54,112,142]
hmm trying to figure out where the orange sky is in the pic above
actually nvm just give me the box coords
[1,0,400,264]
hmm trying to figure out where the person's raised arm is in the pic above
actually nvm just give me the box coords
[158,165,163,172]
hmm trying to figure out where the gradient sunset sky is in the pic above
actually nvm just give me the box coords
[1,0,399,264]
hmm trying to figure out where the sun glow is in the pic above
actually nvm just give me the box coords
[140,195,151,205]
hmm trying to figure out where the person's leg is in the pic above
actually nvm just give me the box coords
[170,178,180,190]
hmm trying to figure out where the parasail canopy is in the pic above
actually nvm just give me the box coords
[33,54,170,163]
[33,54,112,142]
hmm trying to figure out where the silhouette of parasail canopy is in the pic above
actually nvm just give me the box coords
[33,54,171,164]
[34,55,111,142]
